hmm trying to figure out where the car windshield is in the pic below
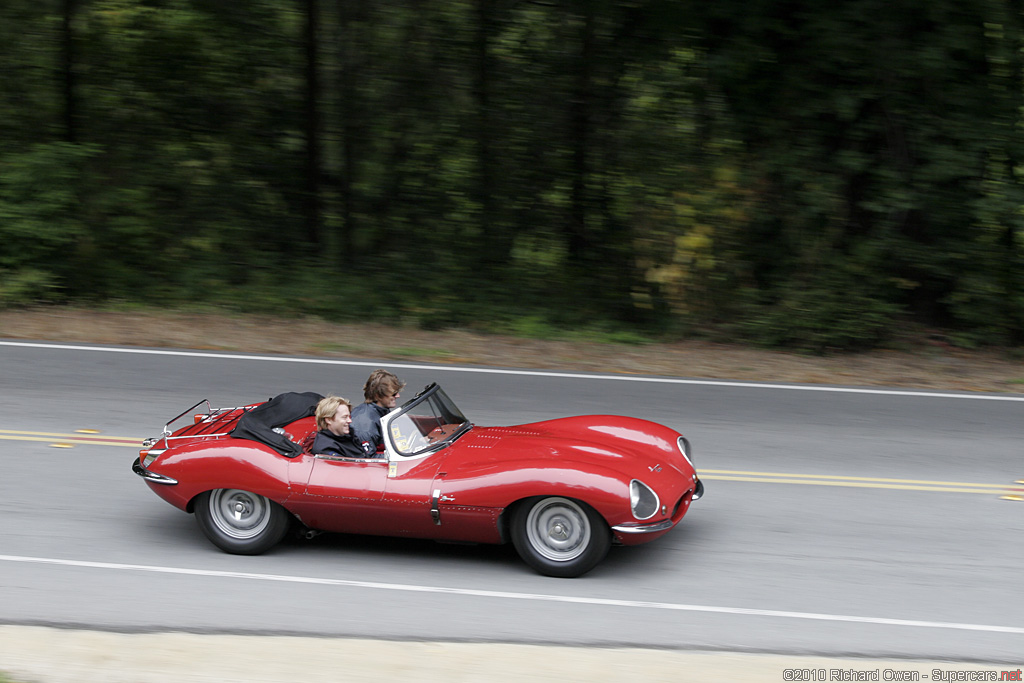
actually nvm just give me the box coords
[387,386,471,456]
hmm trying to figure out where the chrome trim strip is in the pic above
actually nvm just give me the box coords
[132,459,178,485]
[314,453,387,462]
[611,519,675,534]
[677,436,694,468]
[692,478,704,501]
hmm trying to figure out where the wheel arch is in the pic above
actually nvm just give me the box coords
[184,483,293,515]
[498,491,613,546]
[444,461,632,533]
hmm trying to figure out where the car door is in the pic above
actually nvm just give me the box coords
[376,454,448,537]
[289,454,389,534]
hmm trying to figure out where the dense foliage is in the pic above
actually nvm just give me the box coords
[2,0,1023,350]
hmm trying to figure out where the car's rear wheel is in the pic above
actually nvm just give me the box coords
[511,496,611,577]
[194,489,290,555]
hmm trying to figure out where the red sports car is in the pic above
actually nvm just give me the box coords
[133,383,703,577]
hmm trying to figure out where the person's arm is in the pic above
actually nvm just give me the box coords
[311,432,343,457]
[350,405,379,454]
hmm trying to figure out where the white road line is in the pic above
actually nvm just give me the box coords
[1,554,1022,635]
[2,340,1022,401]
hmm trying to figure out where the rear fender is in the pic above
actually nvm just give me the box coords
[144,439,304,513]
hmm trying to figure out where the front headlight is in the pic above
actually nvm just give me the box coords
[677,436,694,469]
[629,480,660,520]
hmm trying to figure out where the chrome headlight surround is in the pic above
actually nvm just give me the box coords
[677,436,694,469]
[629,479,660,520]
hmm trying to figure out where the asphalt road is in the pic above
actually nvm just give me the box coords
[1,340,1022,664]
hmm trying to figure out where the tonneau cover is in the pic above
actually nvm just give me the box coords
[229,391,324,457]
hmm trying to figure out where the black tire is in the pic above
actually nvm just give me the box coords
[194,489,291,555]
[511,496,611,578]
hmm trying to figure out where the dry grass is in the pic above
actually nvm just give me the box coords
[2,307,1023,393]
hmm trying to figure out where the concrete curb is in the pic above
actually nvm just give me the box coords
[1,626,1017,683]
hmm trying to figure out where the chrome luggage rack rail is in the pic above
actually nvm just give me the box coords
[142,399,255,448]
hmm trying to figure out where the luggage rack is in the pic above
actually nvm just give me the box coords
[142,399,256,448]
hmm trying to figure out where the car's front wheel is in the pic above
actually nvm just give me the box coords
[511,496,611,577]
[194,489,290,555]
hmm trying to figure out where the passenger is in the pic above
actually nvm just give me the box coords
[311,396,372,458]
[351,369,406,455]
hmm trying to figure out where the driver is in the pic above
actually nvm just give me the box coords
[311,396,372,458]
[351,369,406,455]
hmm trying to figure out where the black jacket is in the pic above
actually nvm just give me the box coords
[351,402,389,454]
[311,430,371,458]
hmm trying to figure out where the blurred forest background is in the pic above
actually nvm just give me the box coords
[2,0,1024,351]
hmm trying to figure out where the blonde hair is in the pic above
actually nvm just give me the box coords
[315,395,352,430]
[363,369,406,403]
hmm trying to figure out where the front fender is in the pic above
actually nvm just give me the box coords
[437,460,633,527]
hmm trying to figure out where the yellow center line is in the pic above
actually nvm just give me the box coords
[0,429,140,440]
[2,436,144,447]
[0,431,143,447]
[701,475,1004,494]
[700,469,1011,489]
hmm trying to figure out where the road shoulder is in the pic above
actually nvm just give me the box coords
[1,626,1016,683]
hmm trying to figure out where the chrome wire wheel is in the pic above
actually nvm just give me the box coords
[208,489,272,540]
[525,497,592,562]
[512,496,610,577]
[195,489,290,554]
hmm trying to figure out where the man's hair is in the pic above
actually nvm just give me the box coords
[315,395,352,431]
[363,369,406,403]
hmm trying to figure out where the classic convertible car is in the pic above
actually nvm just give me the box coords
[133,383,703,577]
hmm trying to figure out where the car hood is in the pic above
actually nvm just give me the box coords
[449,415,689,477]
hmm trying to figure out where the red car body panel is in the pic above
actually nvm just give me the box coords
[144,440,302,512]
[137,388,701,551]
[430,417,697,545]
